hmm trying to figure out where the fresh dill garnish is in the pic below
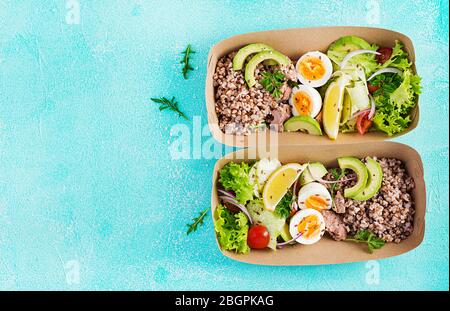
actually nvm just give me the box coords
[187,208,209,235]
[180,44,195,79]
[150,96,189,120]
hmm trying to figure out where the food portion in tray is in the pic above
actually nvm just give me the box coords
[213,36,421,139]
[214,157,415,254]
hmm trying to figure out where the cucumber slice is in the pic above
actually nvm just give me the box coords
[300,162,328,186]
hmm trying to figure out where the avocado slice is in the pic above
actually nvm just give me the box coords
[300,162,328,186]
[327,35,373,65]
[244,50,290,87]
[284,116,323,135]
[337,157,368,198]
[232,43,274,71]
[352,158,383,201]
[279,223,292,242]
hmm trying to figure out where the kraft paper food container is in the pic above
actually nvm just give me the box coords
[205,26,419,147]
[211,142,425,265]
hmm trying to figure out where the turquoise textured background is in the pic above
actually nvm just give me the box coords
[0,0,448,290]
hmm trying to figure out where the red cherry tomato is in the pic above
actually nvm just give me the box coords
[356,111,373,135]
[367,83,380,94]
[247,225,270,249]
[376,47,393,64]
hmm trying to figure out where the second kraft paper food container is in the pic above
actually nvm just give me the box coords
[211,142,426,266]
[205,26,419,147]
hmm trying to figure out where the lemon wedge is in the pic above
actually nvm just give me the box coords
[323,81,345,140]
[262,163,306,211]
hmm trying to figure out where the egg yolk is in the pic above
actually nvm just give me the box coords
[305,195,328,210]
[294,91,312,115]
[297,215,321,239]
[299,56,326,81]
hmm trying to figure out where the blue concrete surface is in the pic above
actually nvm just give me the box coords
[0,0,448,290]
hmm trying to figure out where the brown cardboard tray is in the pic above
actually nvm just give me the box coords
[211,142,425,265]
[205,26,419,147]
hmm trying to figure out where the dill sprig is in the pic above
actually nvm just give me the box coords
[150,96,189,120]
[180,44,195,79]
[187,208,209,235]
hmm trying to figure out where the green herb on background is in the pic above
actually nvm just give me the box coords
[180,44,195,79]
[274,189,293,219]
[187,208,209,235]
[150,96,189,120]
[260,70,285,99]
[345,230,385,253]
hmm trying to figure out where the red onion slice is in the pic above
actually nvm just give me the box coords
[219,195,253,225]
[340,50,380,69]
[349,108,371,121]
[368,94,376,120]
[367,67,403,81]
[276,232,303,248]
[217,189,235,199]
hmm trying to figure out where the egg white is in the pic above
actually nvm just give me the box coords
[297,182,332,210]
[289,208,325,245]
[289,85,322,118]
[296,51,333,88]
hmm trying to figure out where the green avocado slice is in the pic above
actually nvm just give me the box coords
[244,50,290,87]
[352,157,383,201]
[232,43,274,71]
[327,35,374,64]
[338,157,368,198]
[300,162,328,186]
[283,116,322,135]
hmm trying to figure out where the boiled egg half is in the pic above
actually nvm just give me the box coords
[289,85,322,118]
[296,51,333,88]
[297,182,332,211]
[289,208,325,245]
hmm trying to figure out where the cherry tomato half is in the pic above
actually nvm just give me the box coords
[376,47,393,64]
[367,83,380,94]
[247,225,270,249]
[356,111,373,135]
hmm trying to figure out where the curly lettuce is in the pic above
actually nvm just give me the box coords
[219,162,254,204]
[372,69,421,135]
[214,204,250,254]
[376,40,411,71]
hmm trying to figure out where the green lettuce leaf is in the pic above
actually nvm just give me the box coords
[377,40,412,71]
[219,162,254,204]
[372,69,421,135]
[327,44,379,75]
[214,204,250,254]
